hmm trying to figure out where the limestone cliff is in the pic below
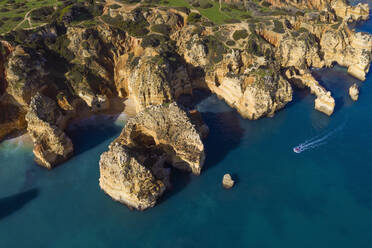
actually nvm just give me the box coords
[5,46,49,106]
[99,103,205,210]
[177,26,293,120]
[0,41,12,97]
[117,103,205,174]
[331,0,369,22]
[285,68,335,115]
[99,143,166,211]
[349,83,359,101]
[320,24,372,81]
[26,93,73,169]
[0,96,26,141]
[0,0,370,210]
[266,0,369,22]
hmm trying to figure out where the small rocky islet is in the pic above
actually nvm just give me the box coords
[0,0,371,210]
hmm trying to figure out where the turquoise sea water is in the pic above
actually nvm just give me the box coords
[1,3,372,247]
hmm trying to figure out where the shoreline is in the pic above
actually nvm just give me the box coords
[0,97,137,152]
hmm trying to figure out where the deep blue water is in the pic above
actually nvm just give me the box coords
[1,3,372,247]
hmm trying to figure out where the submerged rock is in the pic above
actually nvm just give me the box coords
[349,83,359,101]
[222,174,235,189]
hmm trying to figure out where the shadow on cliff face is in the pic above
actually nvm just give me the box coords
[159,110,244,203]
[312,65,362,113]
[285,86,309,110]
[0,188,39,220]
[65,116,123,156]
[201,111,245,171]
[177,89,211,110]
[158,167,191,205]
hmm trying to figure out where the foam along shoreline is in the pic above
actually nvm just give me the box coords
[67,112,129,131]
[0,132,33,152]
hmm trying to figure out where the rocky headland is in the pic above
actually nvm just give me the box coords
[0,0,371,210]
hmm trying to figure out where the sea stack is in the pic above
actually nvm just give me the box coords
[222,174,235,189]
[99,103,206,210]
[349,84,359,101]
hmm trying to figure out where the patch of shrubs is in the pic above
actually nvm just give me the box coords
[109,4,121,9]
[246,33,264,57]
[55,1,103,24]
[101,12,149,37]
[151,24,171,36]
[187,13,202,24]
[273,19,285,33]
[224,18,240,24]
[49,35,75,61]
[221,7,231,12]
[331,22,341,29]
[202,35,227,64]
[199,0,213,9]
[240,14,251,19]
[261,1,271,7]
[174,7,190,14]
[226,40,236,46]
[232,29,248,41]
[116,0,141,3]
[30,7,55,22]
[141,34,168,48]
[298,27,309,33]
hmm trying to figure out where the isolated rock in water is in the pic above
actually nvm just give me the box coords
[222,174,235,189]
[117,103,205,175]
[99,103,206,210]
[99,143,166,211]
[315,94,335,116]
[349,84,359,101]
[26,93,73,169]
[285,69,335,116]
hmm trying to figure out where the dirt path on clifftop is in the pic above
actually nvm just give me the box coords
[14,8,35,30]
[105,0,141,13]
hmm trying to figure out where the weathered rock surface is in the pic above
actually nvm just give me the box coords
[0,0,370,210]
[99,143,166,211]
[0,97,26,141]
[332,0,369,22]
[266,0,369,22]
[116,103,205,175]
[285,69,335,115]
[5,46,49,106]
[26,93,73,169]
[275,32,324,69]
[99,103,205,210]
[178,29,293,120]
[115,51,192,113]
[222,174,235,189]
[0,41,12,97]
[320,24,372,81]
[349,83,359,101]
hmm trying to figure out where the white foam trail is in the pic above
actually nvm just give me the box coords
[293,122,345,153]
[298,141,327,153]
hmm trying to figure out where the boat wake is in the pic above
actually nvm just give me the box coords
[293,123,345,154]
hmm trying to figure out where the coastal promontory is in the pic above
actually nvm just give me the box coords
[0,0,371,210]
